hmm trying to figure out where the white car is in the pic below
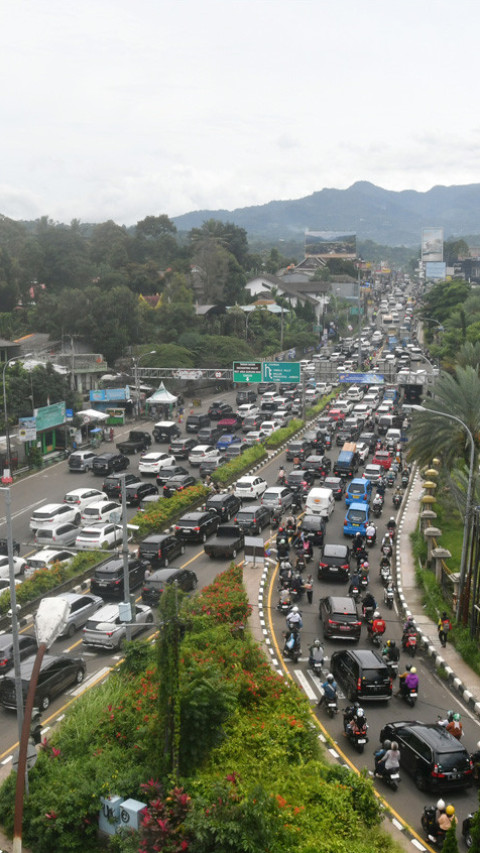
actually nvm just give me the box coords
[63,487,108,512]
[29,502,81,532]
[234,476,268,500]
[362,464,382,484]
[242,430,266,446]
[316,383,332,395]
[75,523,125,551]
[260,420,280,436]
[272,409,290,427]
[82,603,154,650]
[0,555,26,578]
[81,500,122,525]
[188,445,221,466]
[24,548,76,579]
[355,442,369,464]
[138,452,175,475]
[346,385,364,402]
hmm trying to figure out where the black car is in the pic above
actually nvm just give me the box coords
[336,427,354,447]
[303,429,325,451]
[302,454,331,478]
[208,401,234,420]
[155,465,189,487]
[90,555,147,598]
[92,452,130,476]
[168,437,197,459]
[320,476,345,500]
[319,596,362,641]
[124,481,158,506]
[162,474,197,497]
[199,457,225,478]
[0,634,38,675]
[153,421,180,442]
[138,533,185,568]
[285,438,312,461]
[175,510,219,543]
[102,472,140,499]
[298,514,326,546]
[359,432,377,452]
[234,504,271,534]
[205,491,241,522]
[258,382,276,395]
[236,389,257,405]
[318,543,350,581]
[0,653,86,711]
[331,649,392,700]
[141,568,198,606]
[285,469,315,496]
[379,721,472,791]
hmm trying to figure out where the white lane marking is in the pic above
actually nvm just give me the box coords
[1,755,13,765]
[392,818,404,831]
[294,669,317,700]
[411,840,427,851]
[0,498,47,527]
[69,667,110,697]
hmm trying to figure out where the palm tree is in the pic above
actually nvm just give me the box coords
[407,365,480,472]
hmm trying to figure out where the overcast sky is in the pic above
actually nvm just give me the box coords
[2,0,480,225]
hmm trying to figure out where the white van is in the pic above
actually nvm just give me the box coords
[237,403,259,419]
[305,487,335,519]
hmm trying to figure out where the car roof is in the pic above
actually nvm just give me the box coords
[29,548,74,560]
[393,722,470,751]
[323,543,348,555]
[338,648,385,665]
[149,568,183,581]
[328,596,357,610]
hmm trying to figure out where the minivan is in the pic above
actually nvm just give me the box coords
[305,487,335,519]
[331,649,392,700]
[186,414,211,433]
[68,450,96,472]
[379,721,472,791]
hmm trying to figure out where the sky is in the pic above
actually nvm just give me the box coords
[2,0,480,226]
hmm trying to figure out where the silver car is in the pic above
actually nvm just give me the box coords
[82,603,154,650]
[261,486,294,512]
[35,522,80,548]
[48,592,104,639]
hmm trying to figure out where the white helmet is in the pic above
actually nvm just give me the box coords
[327,673,334,682]
[436,799,446,811]
[291,606,299,613]
[356,708,365,718]
[374,611,380,618]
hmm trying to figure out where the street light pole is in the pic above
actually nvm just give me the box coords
[412,405,475,621]
[2,353,32,482]
[133,351,156,419]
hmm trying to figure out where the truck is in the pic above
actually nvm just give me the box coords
[333,442,358,479]
[203,524,245,560]
[116,430,152,455]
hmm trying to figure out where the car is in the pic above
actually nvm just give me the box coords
[319,596,362,641]
[152,421,180,442]
[0,554,25,579]
[68,449,97,472]
[362,463,382,484]
[241,414,265,434]
[90,555,146,598]
[205,492,241,522]
[372,449,393,470]
[346,385,364,402]
[75,523,124,551]
[168,437,197,458]
[216,433,240,451]
[258,382,276,395]
[81,500,122,524]
[237,403,260,420]
[175,510,219,543]
[242,430,266,446]
[320,476,345,500]
[272,409,290,427]
[285,469,315,496]
[35,522,80,548]
[208,400,234,420]
[303,429,325,450]
[51,592,104,638]
[302,454,331,478]
[259,486,293,513]
[233,504,271,534]
[162,474,197,497]
[286,439,312,461]
[92,452,130,476]
[0,653,87,711]
[335,427,356,447]
[355,442,369,464]
[224,443,247,461]
[199,456,226,478]
[63,487,108,511]
[138,452,176,475]
[24,548,75,579]
[260,419,280,437]
[137,533,185,568]
[327,408,345,423]
[155,465,189,486]
[82,603,154,650]
[140,494,161,511]
[345,478,372,507]
[234,476,268,500]
[318,543,350,581]
[29,502,82,532]
[124,481,158,506]
[379,721,473,791]
[188,445,221,466]
[0,633,38,675]
[298,514,326,546]
[330,648,392,700]
[141,568,198,607]
[236,389,257,405]
[102,472,140,499]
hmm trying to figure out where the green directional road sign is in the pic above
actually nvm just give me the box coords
[262,362,301,383]
[233,361,262,383]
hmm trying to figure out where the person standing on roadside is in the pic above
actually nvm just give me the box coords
[304,574,313,604]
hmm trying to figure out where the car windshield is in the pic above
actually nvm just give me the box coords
[237,512,255,521]
[83,507,101,517]
[27,559,48,569]
[437,751,470,772]
[362,667,388,683]
[79,531,101,540]
[349,485,364,494]
[178,519,199,528]
[348,509,367,523]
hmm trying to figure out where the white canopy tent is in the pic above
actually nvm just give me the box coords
[145,382,178,406]
[76,408,109,423]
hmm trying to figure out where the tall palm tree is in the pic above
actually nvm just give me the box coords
[407,365,480,472]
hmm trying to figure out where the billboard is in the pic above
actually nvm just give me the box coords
[425,261,447,280]
[305,231,357,259]
[421,227,444,262]
[34,401,66,432]
[90,387,131,402]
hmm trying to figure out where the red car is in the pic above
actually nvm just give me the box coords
[328,408,345,422]
[372,449,392,470]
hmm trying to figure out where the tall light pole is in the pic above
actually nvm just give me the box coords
[133,351,156,419]
[3,353,32,482]
[412,405,475,621]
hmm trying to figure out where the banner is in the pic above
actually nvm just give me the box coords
[18,417,37,441]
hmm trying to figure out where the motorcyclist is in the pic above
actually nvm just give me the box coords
[376,477,386,497]
[290,573,304,598]
[346,706,367,736]
[317,673,338,707]
[374,739,391,773]
[384,583,395,605]
[348,571,361,596]
[362,591,377,615]
[397,663,411,695]
[382,639,400,663]
[278,466,286,484]
[402,615,416,635]
[309,638,324,667]
[387,516,396,537]
[365,522,376,542]
[368,610,386,639]
[286,605,303,630]
[383,741,400,774]
[353,531,364,552]
[435,799,446,825]
[285,514,296,533]
[437,804,456,833]
[278,587,291,610]
[402,666,419,696]
[446,712,463,740]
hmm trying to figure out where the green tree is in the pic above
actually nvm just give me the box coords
[89,220,130,269]
[441,821,459,852]
[444,239,469,266]
[156,584,182,781]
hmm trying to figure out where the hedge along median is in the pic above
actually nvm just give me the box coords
[129,483,211,539]
[211,443,267,487]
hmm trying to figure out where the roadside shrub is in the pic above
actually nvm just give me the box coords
[211,444,267,485]
[129,484,210,539]
[264,418,304,449]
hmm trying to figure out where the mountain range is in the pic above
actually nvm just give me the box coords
[172,181,480,246]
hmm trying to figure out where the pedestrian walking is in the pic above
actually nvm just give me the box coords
[438,611,452,648]
[304,574,313,604]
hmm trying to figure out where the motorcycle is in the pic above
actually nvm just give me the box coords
[402,631,417,656]
[386,471,396,487]
[384,585,394,609]
[277,537,290,559]
[372,496,383,518]
[355,547,369,567]
[393,492,402,510]
[349,584,361,603]
[283,629,301,663]
[401,473,409,489]
[383,658,399,679]
[374,764,401,792]
[366,529,376,547]
[323,690,339,718]
[271,511,282,531]
[362,604,375,623]
[277,589,292,614]
[380,563,392,587]
[277,472,286,486]
[309,647,325,677]
[359,573,369,591]
[401,685,418,707]
[343,714,369,754]
[381,541,392,559]
[421,806,446,848]
[285,519,297,536]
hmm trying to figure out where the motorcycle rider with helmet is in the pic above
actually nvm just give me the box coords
[446,712,463,740]
[382,639,400,664]
[438,804,456,833]
[317,673,338,708]
[309,638,324,668]
[365,521,377,543]
[286,605,303,631]
[401,666,419,697]
[368,610,386,639]
[374,739,391,773]
[387,516,397,537]
[348,570,361,597]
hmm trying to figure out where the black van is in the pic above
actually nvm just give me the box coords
[330,649,392,701]
[153,421,180,442]
[379,721,472,791]
[186,413,211,433]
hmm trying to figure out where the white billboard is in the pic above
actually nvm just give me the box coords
[421,227,444,262]
[305,231,356,259]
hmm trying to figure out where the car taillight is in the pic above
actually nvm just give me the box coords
[106,631,114,637]
[175,525,180,531]
[194,526,200,532]
[319,562,327,568]
[432,764,446,778]
[158,549,162,558]
[357,677,362,692]
[0,658,8,668]
[343,520,347,526]
[341,563,349,569]
[114,580,121,585]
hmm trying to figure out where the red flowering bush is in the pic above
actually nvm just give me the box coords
[139,780,191,853]
[191,562,252,625]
